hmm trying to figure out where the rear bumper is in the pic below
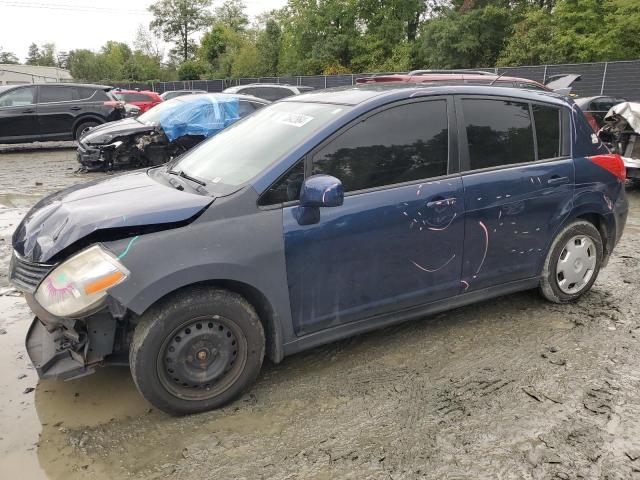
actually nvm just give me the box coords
[26,317,94,380]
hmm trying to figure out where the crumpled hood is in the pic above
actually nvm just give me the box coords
[13,171,213,263]
[81,117,156,145]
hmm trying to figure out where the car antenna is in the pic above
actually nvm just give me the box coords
[489,71,507,86]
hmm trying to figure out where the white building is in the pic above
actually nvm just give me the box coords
[0,64,73,85]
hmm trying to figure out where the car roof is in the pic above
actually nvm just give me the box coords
[574,95,626,106]
[163,89,207,93]
[35,82,114,90]
[170,92,270,104]
[0,83,115,93]
[280,83,572,108]
[233,83,295,88]
[358,72,546,86]
[114,89,159,94]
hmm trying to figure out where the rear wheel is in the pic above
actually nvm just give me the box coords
[130,287,265,415]
[74,120,100,140]
[539,220,603,303]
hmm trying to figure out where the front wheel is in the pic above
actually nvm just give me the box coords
[130,287,265,415]
[539,220,603,303]
[74,120,100,140]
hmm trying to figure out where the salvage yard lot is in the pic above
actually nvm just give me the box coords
[2,146,640,479]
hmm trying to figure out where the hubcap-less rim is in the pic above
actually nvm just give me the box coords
[157,315,247,401]
[556,235,597,294]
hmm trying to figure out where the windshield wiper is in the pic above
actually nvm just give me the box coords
[167,169,207,186]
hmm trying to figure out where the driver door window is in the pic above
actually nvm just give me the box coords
[0,87,36,107]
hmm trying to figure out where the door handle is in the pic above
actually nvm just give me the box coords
[547,175,569,186]
[426,197,457,208]
[70,107,82,111]
[21,109,35,113]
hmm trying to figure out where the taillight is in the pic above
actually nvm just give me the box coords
[104,100,125,109]
[587,154,626,181]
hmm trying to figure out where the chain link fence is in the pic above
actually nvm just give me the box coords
[113,59,640,100]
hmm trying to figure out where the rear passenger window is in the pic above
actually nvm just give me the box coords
[462,99,534,170]
[39,86,77,103]
[311,100,449,192]
[532,104,561,159]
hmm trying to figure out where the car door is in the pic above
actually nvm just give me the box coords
[0,85,38,142]
[456,96,573,292]
[37,85,81,138]
[267,98,464,336]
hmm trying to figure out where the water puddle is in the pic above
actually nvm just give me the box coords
[0,193,43,208]
[0,295,150,479]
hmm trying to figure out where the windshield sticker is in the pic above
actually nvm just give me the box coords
[331,108,343,114]
[277,112,314,127]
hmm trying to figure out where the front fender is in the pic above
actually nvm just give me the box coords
[104,197,294,359]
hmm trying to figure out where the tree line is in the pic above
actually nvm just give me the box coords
[2,0,639,83]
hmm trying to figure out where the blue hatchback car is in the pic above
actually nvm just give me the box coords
[10,84,628,414]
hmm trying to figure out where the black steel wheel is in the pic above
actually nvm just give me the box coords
[158,316,246,400]
[130,287,265,415]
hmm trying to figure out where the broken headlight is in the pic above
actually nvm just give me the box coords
[35,245,129,317]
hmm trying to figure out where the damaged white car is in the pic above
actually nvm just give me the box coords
[599,101,640,185]
[76,93,269,171]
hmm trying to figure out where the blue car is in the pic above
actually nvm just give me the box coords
[10,84,628,414]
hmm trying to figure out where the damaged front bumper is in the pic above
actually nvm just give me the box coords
[77,141,122,171]
[26,317,94,380]
[25,310,120,380]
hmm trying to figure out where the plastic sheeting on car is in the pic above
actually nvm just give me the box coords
[604,102,640,134]
[158,96,240,142]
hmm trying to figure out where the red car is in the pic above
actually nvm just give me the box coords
[112,89,163,113]
[356,69,551,91]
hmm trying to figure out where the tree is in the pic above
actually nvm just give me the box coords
[178,59,206,79]
[39,43,57,67]
[0,47,19,64]
[57,51,70,69]
[215,0,249,32]
[497,8,557,66]
[149,0,213,62]
[26,43,40,65]
[200,23,229,71]
[255,18,281,75]
[417,4,513,68]
[134,25,164,61]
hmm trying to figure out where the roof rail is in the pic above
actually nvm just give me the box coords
[408,69,496,76]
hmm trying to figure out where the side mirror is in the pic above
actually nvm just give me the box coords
[299,175,344,208]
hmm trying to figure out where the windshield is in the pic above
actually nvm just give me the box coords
[138,97,187,124]
[172,101,349,187]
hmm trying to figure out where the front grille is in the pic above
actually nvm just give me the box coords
[9,252,54,293]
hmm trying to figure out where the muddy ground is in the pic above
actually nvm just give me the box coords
[1,145,640,480]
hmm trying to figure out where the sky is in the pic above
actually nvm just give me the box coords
[0,0,287,62]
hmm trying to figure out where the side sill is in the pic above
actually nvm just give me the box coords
[282,277,540,357]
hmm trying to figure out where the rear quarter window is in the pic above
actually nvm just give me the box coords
[532,104,562,159]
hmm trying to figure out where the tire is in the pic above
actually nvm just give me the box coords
[539,220,603,303]
[74,120,100,140]
[130,287,265,415]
